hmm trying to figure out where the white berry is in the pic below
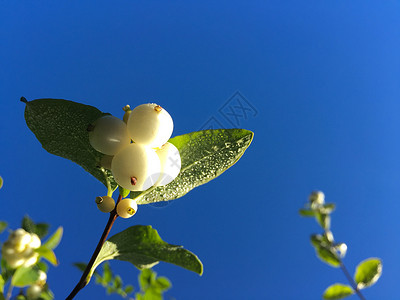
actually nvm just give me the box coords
[27,284,42,300]
[95,196,115,213]
[111,143,161,191]
[116,198,138,218]
[89,115,131,155]
[155,142,181,186]
[127,103,173,148]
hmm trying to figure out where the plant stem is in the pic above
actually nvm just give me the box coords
[66,194,122,300]
[340,262,366,300]
[5,283,13,300]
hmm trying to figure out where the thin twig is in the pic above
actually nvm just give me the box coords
[340,262,366,300]
[66,194,122,300]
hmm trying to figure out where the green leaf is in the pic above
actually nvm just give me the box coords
[310,236,340,268]
[0,177,3,189]
[315,212,330,230]
[124,285,134,294]
[320,203,336,214]
[354,258,382,289]
[35,247,58,266]
[131,129,253,204]
[323,283,354,299]
[119,187,130,198]
[0,221,7,234]
[43,227,63,250]
[299,209,315,217]
[102,263,112,285]
[0,292,4,300]
[87,225,202,284]
[139,269,156,290]
[21,216,49,239]
[0,274,4,293]
[155,277,171,290]
[24,98,116,189]
[11,267,39,287]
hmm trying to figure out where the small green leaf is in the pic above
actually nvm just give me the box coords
[155,277,171,290]
[315,212,330,230]
[314,244,341,267]
[43,227,63,250]
[102,263,112,285]
[73,263,87,273]
[354,258,382,289]
[0,177,3,189]
[21,216,49,239]
[11,267,39,287]
[139,269,156,290]
[323,283,354,299]
[0,274,4,293]
[0,292,5,300]
[0,221,7,234]
[24,98,116,189]
[299,209,315,217]
[320,203,336,214]
[131,129,253,204]
[87,225,202,284]
[35,247,58,266]
[119,187,130,198]
[124,285,134,294]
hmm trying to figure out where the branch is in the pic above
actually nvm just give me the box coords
[66,194,122,300]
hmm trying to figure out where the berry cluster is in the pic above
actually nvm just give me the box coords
[1,228,41,269]
[89,103,181,218]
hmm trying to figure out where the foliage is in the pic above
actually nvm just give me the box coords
[300,191,382,299]
[22,98,253,299]
[0,216,61,300]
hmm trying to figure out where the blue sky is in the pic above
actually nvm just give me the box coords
[1,1,400,299]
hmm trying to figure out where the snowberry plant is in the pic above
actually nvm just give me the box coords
[0,212,62,300]
[19,97,253,299]
[300,191,382,300]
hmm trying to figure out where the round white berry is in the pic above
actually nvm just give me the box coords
[95,196,116,213]
[127,103,173,148]
[29,234,41,249]
[27,284,42,300]
[89,115,131,155]
[116,198,138,218]
[37,270,47,286]
[155,142,181,186]
[111,143,161,191]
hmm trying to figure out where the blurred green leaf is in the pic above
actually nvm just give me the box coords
[0,176,3,189]
[0,274,4,293]
[139,269,156,290]
[124,285,134,294]
[24,98,116,189]
[320,203,336,214]
[315,213,330,230]
[0,222,7,234]
[314,244,341,268]
[86,225,202,285]
[43,227,63,250]
[21,216,49,239]
[131,129,253,205]
[0,292,4,300]
[119,187,130,198]
[102,262,112,285]
[155,277,171,290]
[323,283,354,299]
[11,267,39,287]
[36,247,58,266]
[299,209,315,217]
[354,258,382,289]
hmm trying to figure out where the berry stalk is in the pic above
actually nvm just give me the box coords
[66,194,122,300]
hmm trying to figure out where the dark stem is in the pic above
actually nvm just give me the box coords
[340,262,366,300]
[66,194,122,300]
